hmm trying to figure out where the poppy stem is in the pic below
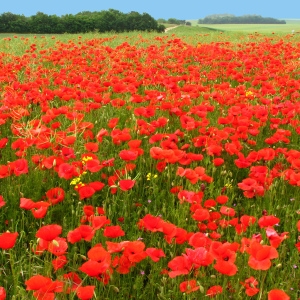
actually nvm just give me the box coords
[258,271,268,300]
[9,250,18,294]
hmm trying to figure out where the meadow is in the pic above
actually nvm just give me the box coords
[0,26,300,299]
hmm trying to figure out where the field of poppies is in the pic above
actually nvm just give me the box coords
[0,29,300,299]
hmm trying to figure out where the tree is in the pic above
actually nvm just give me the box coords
[0,10,165,34]
[10,15,29,33]
[0,12,20,32]
[157,18,167,23]
[198,14,286,24]
[167,18,185,25]
[61,14,84,33]
[157,24,166,32]
[29,12,58,33]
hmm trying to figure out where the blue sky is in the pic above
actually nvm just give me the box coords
[0,0,298,20]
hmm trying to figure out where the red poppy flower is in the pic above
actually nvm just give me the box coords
[0,137,8,149]
[119,150,138,161]
[83,159,102,173]
[52,255,67,271]
[79,260,110,277]
[62,136,76,146]
[165,227,190,245]
[177,190,198,204]
[210,231,221,240]
[0,232,18,249]
[128,139,142,148]
[177,167,198,184]
[156,161,167,172]
[89,181,105,191]
[108,117,119,128]
[265,227,289,248]
[83,205,94,217]
[184,247,214,267]
[258,148,276,161]
[9,158,28,176]
[103,225,125,238]
[91,216,110,230]
[0,165,9,178]
[67,225,94,244]
[210,241,238,259]
[188,232,211,248]
[146,247,166,262]
[48,237,68,256]
[240,215,256,227]
[31,202,50,219]
[42,156,63,170]
[238,178,260,198]
[206,285,223,298]
[106,241,128,253]
[36,224,62,241]
[123,241,147,263]
[213,158,224,166]
[179,280,199,294]
[67,229,82,244]
[214,260,238,276]
[137,214,163,232]
[258,215,280,228]
[96,128,109,143]
[25,275,52,291]
[234,153,251,168]
[84,142,98,152]
[61,147,76,160]
[206,144,222,156]
[240,276,259,296]
[216,195,228,204]
[220,206,235,217]
[97,207,105,214]
[46,187,65,205]
[168,256,192,278]
[101,158,115,167]
[58,163,76,179]
[150,147,164,160]
[76,285,95,300]
[192,208,210,221]
[0,195,6,208]
[0,287,6,300]
[63,272,82,293]
[268,289,290,300]
[87,245,111,263]
[119,179,135,191]
[113,254,131,274]
[247,241,278,270]
[78,185,96,200]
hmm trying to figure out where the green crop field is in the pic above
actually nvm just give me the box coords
[186,19,300,34]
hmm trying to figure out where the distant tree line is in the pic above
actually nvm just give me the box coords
[157,18,186,25]
[198,14,286,24]
[0,10,166,34]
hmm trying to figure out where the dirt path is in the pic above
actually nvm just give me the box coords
[164,25,180,33]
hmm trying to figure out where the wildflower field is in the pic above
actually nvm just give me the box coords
[0,29,300,299]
